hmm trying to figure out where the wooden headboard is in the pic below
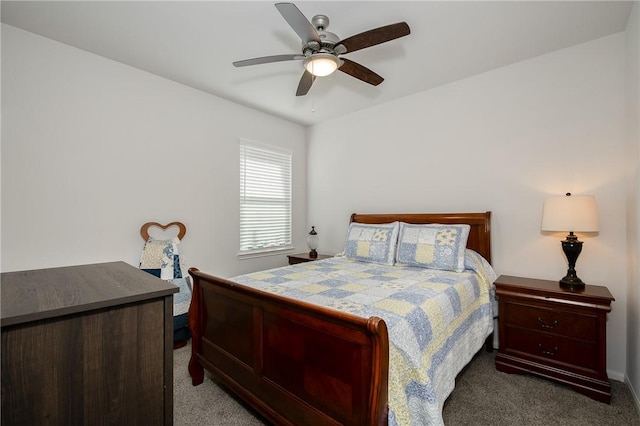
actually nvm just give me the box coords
[350,212,492,265]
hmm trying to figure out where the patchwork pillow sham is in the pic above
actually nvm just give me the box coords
[395,223,471,272]
[344,221,400,265]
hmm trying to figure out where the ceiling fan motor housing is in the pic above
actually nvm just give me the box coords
[303,32,341,56]
[304,14,342,55]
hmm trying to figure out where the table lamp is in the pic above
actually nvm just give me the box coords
[541,193,599,289]
[307,226,319,258]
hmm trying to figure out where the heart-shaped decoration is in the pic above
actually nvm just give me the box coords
[140,221,186,241]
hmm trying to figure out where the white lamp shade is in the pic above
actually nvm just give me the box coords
[307,226,319,250]
[541,194,599,232]
[304,54,339,77]
[307,234,319,250]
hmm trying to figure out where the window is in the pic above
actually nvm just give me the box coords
[239,140,292,255]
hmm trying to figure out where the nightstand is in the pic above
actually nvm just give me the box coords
[287,252,332,265]
[494,275,614,403]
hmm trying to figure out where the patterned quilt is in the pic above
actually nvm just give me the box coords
[231,250,496,426]
[139,237,191,316]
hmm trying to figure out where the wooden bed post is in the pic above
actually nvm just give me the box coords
[188,267,204,386]
[367,317,389,426]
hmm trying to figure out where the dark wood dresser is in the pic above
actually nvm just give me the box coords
[1,261,178,425]
[494,274,614,403]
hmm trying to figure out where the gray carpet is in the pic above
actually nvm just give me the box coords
[173,343,640,425]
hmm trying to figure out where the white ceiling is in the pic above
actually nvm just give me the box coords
[1,1,633,126]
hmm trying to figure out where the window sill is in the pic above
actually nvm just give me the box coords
[237,246,295,260]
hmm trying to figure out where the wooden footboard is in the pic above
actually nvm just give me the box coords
[188,267,390,426]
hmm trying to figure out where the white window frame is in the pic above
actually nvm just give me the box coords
[238,139,293,258]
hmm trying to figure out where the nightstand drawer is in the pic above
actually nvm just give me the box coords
[505,327,598,372]
[504,302,597,341]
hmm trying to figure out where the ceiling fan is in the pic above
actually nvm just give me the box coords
[233,2,410,96]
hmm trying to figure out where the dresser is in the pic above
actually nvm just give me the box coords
[494,275,614,403]
[1,261,178,425]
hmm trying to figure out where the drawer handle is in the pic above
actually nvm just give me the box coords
[536,317,558,329]
[538,343,558,357]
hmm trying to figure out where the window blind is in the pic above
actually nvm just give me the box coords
[239,141,292,253]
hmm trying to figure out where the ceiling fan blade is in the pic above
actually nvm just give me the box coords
[233,54,303,67]
[275,2,320,44]
[296,70,316,96]
[338,58,384,86]
[337,22,410,54]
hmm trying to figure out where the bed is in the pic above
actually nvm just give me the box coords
[188,212,494,426]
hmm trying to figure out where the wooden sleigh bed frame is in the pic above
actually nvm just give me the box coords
[188,212,492,426]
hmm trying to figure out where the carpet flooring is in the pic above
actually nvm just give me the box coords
[173,343,640,425]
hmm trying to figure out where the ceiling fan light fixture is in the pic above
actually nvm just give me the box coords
[304,53,339,77]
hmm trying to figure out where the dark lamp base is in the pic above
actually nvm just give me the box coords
[559,276,585,290]
[309,249,318,259]
[559,233,585,291]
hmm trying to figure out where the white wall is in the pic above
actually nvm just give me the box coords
[307,34,628,379]
[1,24,307,277]
[625,1,640,410]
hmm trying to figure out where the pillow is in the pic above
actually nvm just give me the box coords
[395,223,471,272]
[343,222,400,265]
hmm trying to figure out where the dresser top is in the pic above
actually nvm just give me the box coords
[1,261,178,327]
[494,274,614,307]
